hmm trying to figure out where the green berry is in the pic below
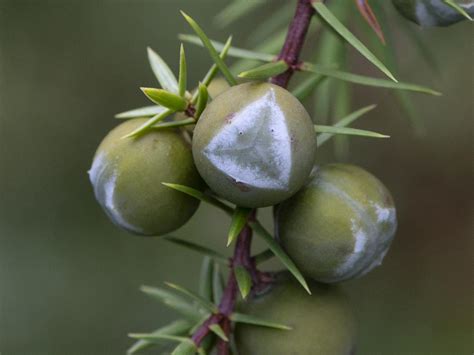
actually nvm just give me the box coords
[235,272,356,355]
[206,77,230,99]
[276,164,397,283]
[89,118,203,236]
[392,0,474,26]
[192,82,317,208]
[174,78,230,132]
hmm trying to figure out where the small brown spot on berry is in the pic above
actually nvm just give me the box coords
[230,178,251,192]
[224,112,236,124]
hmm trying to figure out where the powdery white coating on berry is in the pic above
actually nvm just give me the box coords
[353,202,396,278]
[89,153,143,234]
[334,219,369,278]
[415,0,473,25]
[371,202,396,224]
[461,1,474,9]
[203,88,292,190]
[316,178,396,281]
[88,152,107,187]
[316,180,374,279]
[364,248,389,274]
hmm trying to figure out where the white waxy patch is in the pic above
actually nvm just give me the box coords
[335,219,368,277]
[363,248,389,276]
[461,1,474,9]
[103,174,144,235]
[311,172,397,281]
[416,0,470,25]
[371,202,396,224]
[203,89,292,189]
[90,153,143,234]
[88,152,106,185]
[104,173,118,217]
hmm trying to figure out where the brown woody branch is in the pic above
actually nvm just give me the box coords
[271,0,315,88]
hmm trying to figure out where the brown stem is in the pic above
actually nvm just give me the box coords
[190,0,315,351]
[216,318,231,355]
[271,0,315,88]
[190,212,256,350]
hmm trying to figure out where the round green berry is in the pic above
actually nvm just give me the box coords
[276,164,397,283]
[89,118,203,236]
[206,77,230,99]
[235,272,357,355]
[192,82,317,208]
[174,78,230,133]
[392,0,474,26]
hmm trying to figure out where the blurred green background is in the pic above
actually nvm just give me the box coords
[0,0,472,354]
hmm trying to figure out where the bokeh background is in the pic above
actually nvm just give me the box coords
[0,0,472,354]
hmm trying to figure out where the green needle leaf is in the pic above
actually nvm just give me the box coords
[312,2,397,82]
[212,263,225,304]
[147,47,179,94]
[238,60,288,80]
[301,64,441,95]
[227,207,252,247]
[443,0,473,20]
[209,324,229,342]
[362,7,427,136]
[128,333,190,343]
[317,104,377,147]
[141,87,188,111]
[179,34,275,62]
[249,220,311,294]
[312,4,348,124]
[234,265,252,299]
[181,12,237,86]
[171,341,197,355]
[314,124,389,139]
[195,82,209,119]
[165,282,219,314]
[191,36,232,105]
[163,236,227,262]
[199,257,214,302]
[178,44,187,97]
[214,0,265,27]
[129,334,198,355]
[151,117,196,130]
[115,105,166,119]
[122,108,174,139]
[140,285,202,320]
[127,320,192,354]
[230,312,292,330]
[162,183,234,215]
[292,74,327,101]
[253,249,274,264]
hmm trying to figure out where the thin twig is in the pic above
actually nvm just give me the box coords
[271,0,315,88]
[190,213,257,349]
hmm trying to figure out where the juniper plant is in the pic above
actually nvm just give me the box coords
[89,0,470,353]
